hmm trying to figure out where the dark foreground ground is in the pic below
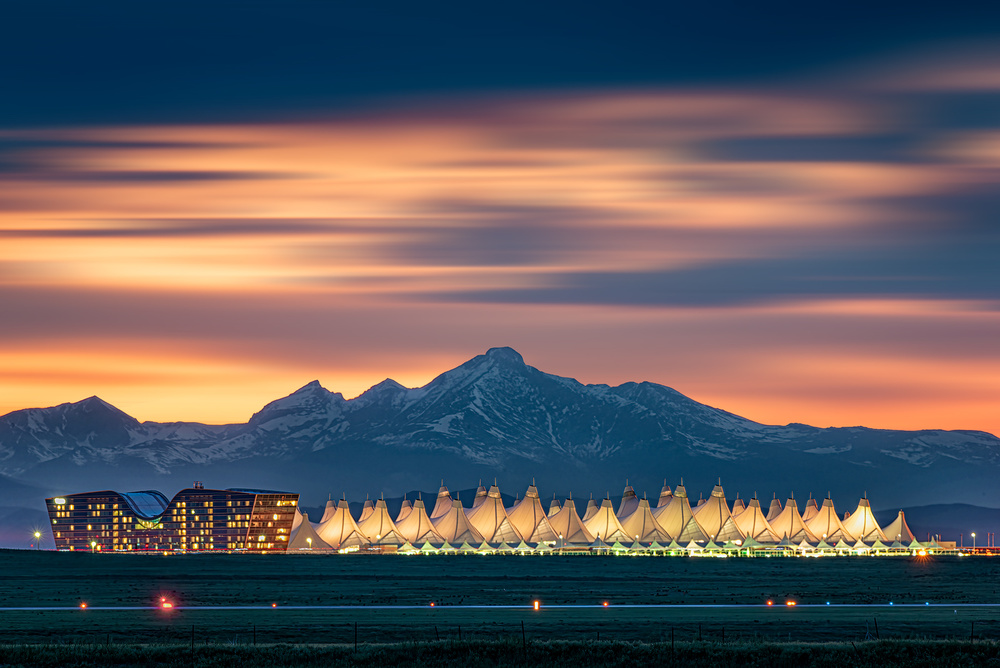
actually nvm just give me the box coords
[1,638,1000,668]
[2,549,1000,665]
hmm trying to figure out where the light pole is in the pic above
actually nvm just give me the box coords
[91,540,97,553]
[33,531,41,550]
[972,533,976,549]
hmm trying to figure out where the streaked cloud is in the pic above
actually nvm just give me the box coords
[2,61,999,434]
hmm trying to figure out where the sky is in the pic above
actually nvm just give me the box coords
[2,1,1000,435]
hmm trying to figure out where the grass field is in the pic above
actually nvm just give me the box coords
[2,549,1000,654]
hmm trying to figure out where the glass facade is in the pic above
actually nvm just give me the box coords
[45,486,299,552]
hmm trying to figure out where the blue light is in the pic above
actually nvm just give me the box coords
[826,602,830,605]
[889,602,894,606]
[926,602,929,606]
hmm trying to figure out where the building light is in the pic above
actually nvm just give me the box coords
[55,498,66,505]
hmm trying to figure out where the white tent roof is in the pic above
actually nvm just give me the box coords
[620,498,672,543]
[320,497,338,523]
[291,506,304,532]
[651,481,708,543]
[547,497,595,545]
[431,498,484,544]
[472,483,489,509]
[430,483,453,520]
[733,497,780,543]
[617,482,640,519]
[357,498,406,545]
[395,498,413,523]
[358,496,375,522]
[805,496,855,543]
[765,495,783,521]
[547,497,561,517]
[731,495,746,518]
[467,484,524,543]
[841,497,887,543]
[316,499,370,549]
[288,512,333,550]
[582,496,599,522]
[656,481,673,508]
[883,510,916,544]
[692,483,744,542]
[802,495,820,522]
[584,498,630,543]
[395,497,445,544]
[507,483,558,542]
[768,496,818,543]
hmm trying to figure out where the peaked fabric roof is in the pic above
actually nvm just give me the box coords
[802,496,820,522]
[288,513,333,550]
[507,484,558,542]
[765,495,783,521]
[731,495,746,518]
[652,481,708,543]
[547,498,595,545]
[320,498,338,523]
[548,498,561,517]
[317,499,369,548]
[582,497,599,522]
[656,481,673,508]
[841,497,887,543]
[430,483,453,520]
[617,483,640,519]
[805,497,854,542]
[619,498,671,543]
[431,498,484,544]
[769,496,818,543]
[395,498,444,544]
[584,498,630,543]
[693,483,743,542]
[467,485,524,543]
[733,497,780,543]
[883,510,916,544]
[357,499,406,545]
[359,497,375,522]
[472,484,488,509]
[395,498,413,524]
[291,506,304,532]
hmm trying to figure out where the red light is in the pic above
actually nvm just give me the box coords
[786,601,797,607]
[272,603,277,608]
[79,602,87,609]
[603,601,609,607]
[161,601,173,609]
[430,602,435,607]
[766,600,773,606]
[533,600,540,611]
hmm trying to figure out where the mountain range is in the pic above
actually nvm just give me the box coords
[2,346,998,547]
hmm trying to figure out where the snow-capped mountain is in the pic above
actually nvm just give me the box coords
[2,347,999,511]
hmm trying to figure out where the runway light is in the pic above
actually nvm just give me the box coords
[272,603,277,608]
[430,602,435,607]
[926,602,930,606]
[533,600,540,611]
[603,601,609,607]
[79,602,87,609]
[889,602,894,606]
[766,600,773,606]
[786,601,797,607]
[826,602,830,605]
[161,601,173,609]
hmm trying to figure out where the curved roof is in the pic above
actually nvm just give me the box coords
[120,490,169,520]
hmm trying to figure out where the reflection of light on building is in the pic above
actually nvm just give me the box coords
[45,484,298,553]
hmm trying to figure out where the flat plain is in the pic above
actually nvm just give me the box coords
[2,548,1000,648]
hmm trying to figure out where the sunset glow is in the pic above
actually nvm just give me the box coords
[3,29,1000,438]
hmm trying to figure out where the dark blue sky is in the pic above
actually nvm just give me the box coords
[5,1,1000,125]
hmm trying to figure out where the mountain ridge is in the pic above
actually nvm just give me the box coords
[1,347,999,512]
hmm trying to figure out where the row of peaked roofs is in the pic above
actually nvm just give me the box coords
[287,480,919,552]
